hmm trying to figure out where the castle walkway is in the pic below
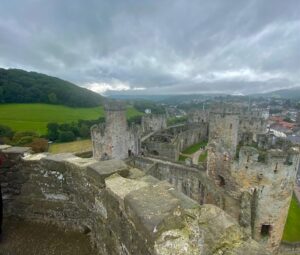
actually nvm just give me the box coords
[0,217,95,255]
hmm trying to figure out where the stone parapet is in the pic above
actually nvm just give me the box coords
[0,146,269,254]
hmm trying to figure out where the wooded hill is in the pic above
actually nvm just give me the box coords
[0,68,103,107]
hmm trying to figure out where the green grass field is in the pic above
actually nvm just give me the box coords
[181,141,208,155]
[49,139,92,154]
[0,103,142,135]
[178,154,189,162]
[198,150,208,162]
[282,195,300,242]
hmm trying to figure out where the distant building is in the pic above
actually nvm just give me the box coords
[145,108,151,114]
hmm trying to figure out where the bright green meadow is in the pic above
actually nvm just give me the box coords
[0,103,142,135]
[282,195,300,242]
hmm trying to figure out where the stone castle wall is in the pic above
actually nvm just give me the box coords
[206,142,299,252]
[0,146,269,255]
[130,156,243,224]
[238,116,267,143]
[143,123,208,161]
[232,147,299,252]
[91,103,140,160]
[188,110,209,123]
[141,114,167,133]
[209,113,239,156]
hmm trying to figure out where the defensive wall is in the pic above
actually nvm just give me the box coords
[0,145,269,255]
[129,156,248,231]
[123,148,297,254]
[143,123,208,161]
[141,114,167,133]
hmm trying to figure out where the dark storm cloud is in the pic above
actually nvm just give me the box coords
[0,0,299,94]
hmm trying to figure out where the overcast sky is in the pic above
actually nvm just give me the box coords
[0,0,299,95]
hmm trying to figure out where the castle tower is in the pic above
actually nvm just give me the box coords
[208,111,239,156]
[104,102,129,159]
[206,105,299,253]
[91,101,140,160]
[234,147,299,252]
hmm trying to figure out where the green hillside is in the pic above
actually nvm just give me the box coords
[0,68,103,107]
[0,103,142,135]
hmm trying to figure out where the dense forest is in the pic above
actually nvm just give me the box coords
[0,68,103,107]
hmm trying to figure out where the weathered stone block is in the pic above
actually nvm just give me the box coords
[124,182,184,240]
[2,146,32,154]
[87,160,129,187]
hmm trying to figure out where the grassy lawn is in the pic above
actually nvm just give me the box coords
[182,141,208,155]
[49,139,92,154]
[0,103,142,135]
[198,150,208,162]
[179,154,189,162]
[282,195,300,242]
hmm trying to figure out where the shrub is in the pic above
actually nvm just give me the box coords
[0,124,14,138]
[16,136,35,145]
[59,131,75,142]
[12,131,37,142]
[29,138,49,153]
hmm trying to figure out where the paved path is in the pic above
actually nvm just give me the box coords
[0,217,95,255]
[192,149,203,165]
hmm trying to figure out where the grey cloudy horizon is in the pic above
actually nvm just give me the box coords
[0,0,299,95]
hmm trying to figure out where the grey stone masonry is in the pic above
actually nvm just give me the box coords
[0,145,269,255]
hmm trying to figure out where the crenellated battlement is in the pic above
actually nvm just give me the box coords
[236,146,299,172]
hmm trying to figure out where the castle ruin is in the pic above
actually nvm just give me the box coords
[91,102,140,160]
[141,114,167,133]
[206,106,299,252]
[66,101,299,253]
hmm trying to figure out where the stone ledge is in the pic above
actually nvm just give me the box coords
[87,159,129,187]
[105,173,149,209]
[0,145,12,151]
[1,146,32,155]
[42,153,77,163]
[23,153,49,162]
[124,181,184,241]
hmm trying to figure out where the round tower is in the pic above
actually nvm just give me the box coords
[104,101,128,132]
[104,101,129,160]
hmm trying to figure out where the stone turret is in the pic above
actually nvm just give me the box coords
[91,101,140,160]
[207,105,299,253]
[233,147,299,251]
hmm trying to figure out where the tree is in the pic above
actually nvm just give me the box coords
[59,131,75,142]
[79,124,90,138]
[0,87,3,103]
[47,122,59,141]
[48,92,57,104]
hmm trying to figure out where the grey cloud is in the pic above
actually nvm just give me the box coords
[0,0,299,95]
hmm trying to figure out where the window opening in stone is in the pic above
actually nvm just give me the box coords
[151,150,159,156]
[274,162,278,173]
[218,175,225,187]
[261,224,271,237]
